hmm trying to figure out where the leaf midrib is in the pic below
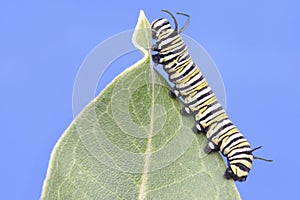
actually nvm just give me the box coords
[138,64,156,200]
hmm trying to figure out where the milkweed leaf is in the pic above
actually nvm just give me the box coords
[41,10,241,200]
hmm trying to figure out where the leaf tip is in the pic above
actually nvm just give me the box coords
[132,10,151,59]
[139,10,146,20]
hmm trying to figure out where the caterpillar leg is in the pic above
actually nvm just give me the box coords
[152,54,160,64]
[180,106,191,116]
[192,125,200,133]
[224,168,246,182]
[224,168,235,179]
[204,141,218,154]
[168,88,179,99]
[151,44,159,51]
[192,120,205,133]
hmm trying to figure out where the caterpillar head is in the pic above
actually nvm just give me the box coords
[151,10,190,40]
[150,18,172,39]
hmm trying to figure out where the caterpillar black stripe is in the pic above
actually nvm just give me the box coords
[151,10,272,182]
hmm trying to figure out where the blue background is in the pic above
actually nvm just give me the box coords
[1,1,299,199]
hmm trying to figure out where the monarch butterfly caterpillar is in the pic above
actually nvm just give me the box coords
[151,10,272,182]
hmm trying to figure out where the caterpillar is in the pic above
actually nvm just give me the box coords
[151,10,271,182]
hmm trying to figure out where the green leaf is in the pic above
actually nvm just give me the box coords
[41,10,241,200]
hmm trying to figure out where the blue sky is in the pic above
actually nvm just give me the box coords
[1,1,299,199]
